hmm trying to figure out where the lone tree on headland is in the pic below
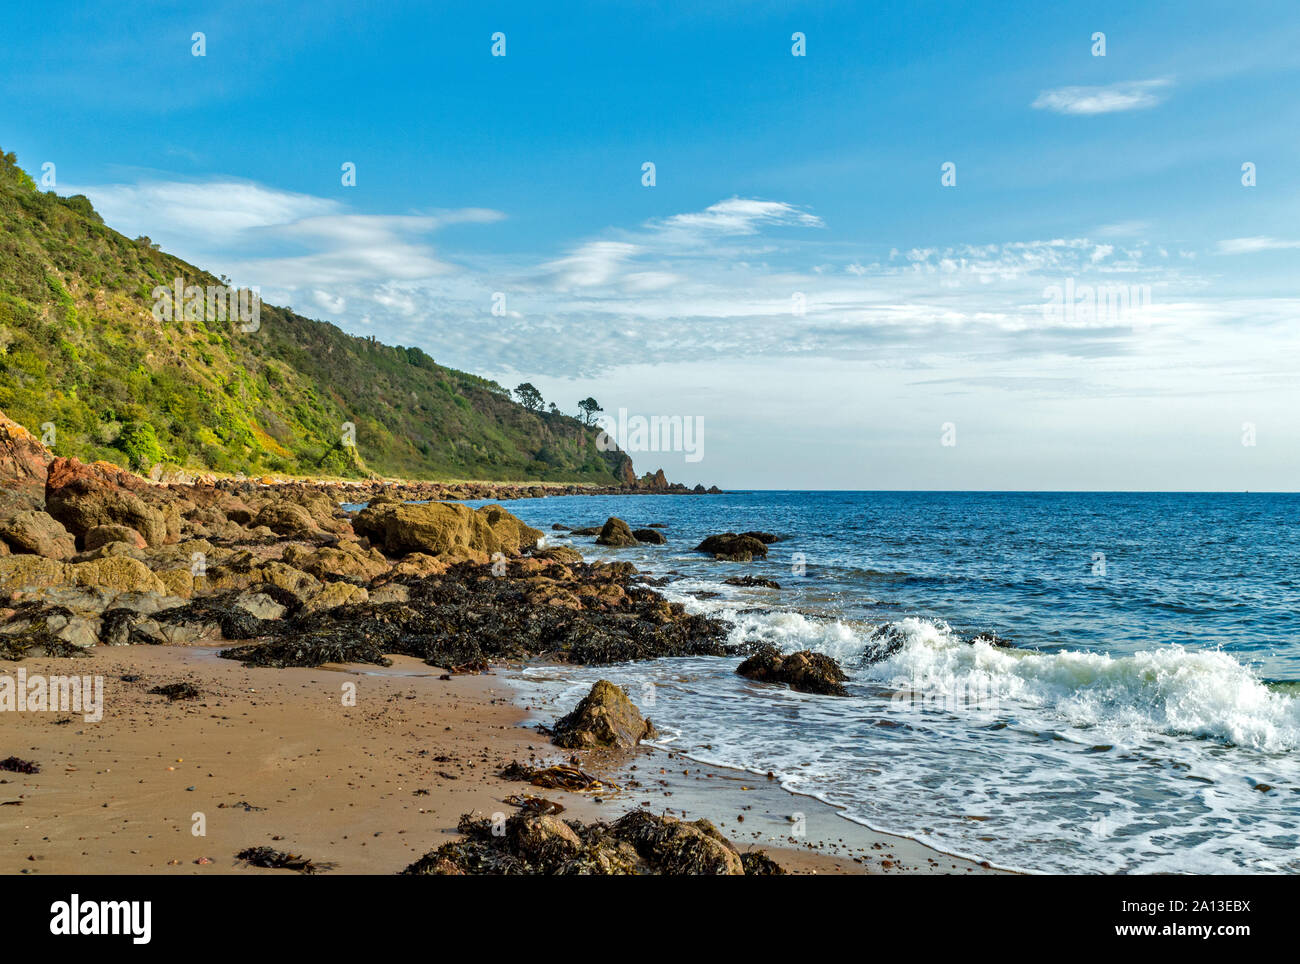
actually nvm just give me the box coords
[514,383,544,412]
[577,397,603,425]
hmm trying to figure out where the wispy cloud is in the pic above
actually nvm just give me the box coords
[1032,78,1172,115]
[1216,236,1300,255]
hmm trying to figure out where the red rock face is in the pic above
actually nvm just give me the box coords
[44,456,167,547]
[0,410,53,491]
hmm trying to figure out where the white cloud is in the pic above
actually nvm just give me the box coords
[1032,79,1172,115]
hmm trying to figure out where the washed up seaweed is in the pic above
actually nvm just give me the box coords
[235,846,329,874]
[499,760,616,793]
[0,756,40,774]
[147,682,202,701]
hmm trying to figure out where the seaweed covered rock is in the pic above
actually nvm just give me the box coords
[595,516,638,547]
[695,533,769,562]
[736,644,849,696]
[402,808,774,875]
[551,679,657,749]
[219,560,730,669]
[353,501,541,559]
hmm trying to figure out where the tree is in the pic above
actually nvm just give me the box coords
[514,382,544,411]
[577,397,603,425]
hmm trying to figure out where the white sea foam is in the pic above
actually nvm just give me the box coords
[720,605,1300,751]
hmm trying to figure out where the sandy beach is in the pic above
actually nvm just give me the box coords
[1,643,1002,876]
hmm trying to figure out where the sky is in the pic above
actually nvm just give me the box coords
[2,0,1298,490]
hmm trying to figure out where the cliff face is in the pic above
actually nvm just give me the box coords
[0,149,633,484]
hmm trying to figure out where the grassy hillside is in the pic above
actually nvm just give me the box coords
[0,149,631,483]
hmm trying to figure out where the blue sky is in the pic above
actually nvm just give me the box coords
[2,0,1299,489]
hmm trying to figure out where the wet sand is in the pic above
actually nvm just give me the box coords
[1,645,1003,875]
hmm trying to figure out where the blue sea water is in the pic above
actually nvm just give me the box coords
[470,491,1300,874]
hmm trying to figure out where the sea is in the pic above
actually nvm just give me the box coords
[466,490,1300,874]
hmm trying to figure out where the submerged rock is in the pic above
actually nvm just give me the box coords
[724,575,782,589]
[551,679,657,749]
[695,533,769,562]
[736,643,849,695]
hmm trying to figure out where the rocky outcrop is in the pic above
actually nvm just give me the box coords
[551,679,657,749]
[595,516,638,548]
[632,528,666,544]
[352,501,541,559]
[403,807,773,875]
[0,410,52,491]
[695,532,769,562]
[736,644,849,696]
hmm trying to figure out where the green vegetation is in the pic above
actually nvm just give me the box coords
[0,149,631,482]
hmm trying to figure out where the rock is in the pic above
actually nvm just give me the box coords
[353,501,541,558]
[631,528,666,545]
[740,531,779,544]
[508,813,583,863]
[302,581,369,613]
[611,810,744,875]
[595,517,638,548]
[736,644,849,696]
[570,526,601,536]
[694,533,769,562]
[0,555,69,592]
[0,409,53,490]
[0,510,76,559]
[206,557,322,606]
[366,583,410,604]
[44,457,167,547]
[281,541,389,582]
[69,557,169,595]
[403,806,764,875]
[724,575,782,589]
[83,524,148,551]
[232,591,288,621]
[252,502,319,537]
[531,545,583,565]
[552,679,657,748]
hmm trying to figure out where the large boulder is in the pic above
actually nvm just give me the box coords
[694,533,769,562]
[84,524,148,551]
[44,457,167,548]
[632,528,666,545]
[736,644,849,696]
[0,510,76,559]
[353,501,541,559]
[252,501,320,537]
[0,409,52,491]
[595,517,638,547]
[551,679,657,749]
